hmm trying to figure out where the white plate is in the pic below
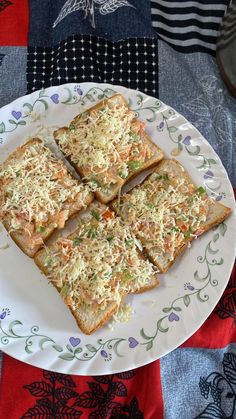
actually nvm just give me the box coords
[0,83,235,375]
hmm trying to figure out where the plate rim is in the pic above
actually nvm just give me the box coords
[0,81,235,375]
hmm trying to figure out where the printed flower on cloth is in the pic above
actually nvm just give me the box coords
[53,0,135,28]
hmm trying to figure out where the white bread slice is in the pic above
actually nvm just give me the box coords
[0,138,94,257]
[111,159,232,273]
[54,94,164,204]
[72,301,121,335]
[34,201,159,334]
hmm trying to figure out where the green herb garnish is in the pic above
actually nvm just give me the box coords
[184,228,193,238]
[45,257,54,268]
[89,178,100,188]
[73,237,83,246]
[196,186,206,195]
[36,226,45,233]
[129,131,139,142]
[91,210,101,221]
[156,174,169,181]
[118,171,128,179]
[171,226,180,232]
[106,236,114,242]
[87,226,97,238]
[69,124,75,130]
[60,284,69,297]
[125,238,134,247]
[121,270,134,282]
[128,161,141,171]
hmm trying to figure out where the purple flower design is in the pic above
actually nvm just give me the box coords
[0,311,6,320]
[0,308,10,320]
[69,337,81,347]
[215,195,223,202]
[100,350,112,361]
[50,94,59,104]
[128,337,139,348]
[204,170,214,180]
[184,282,195,291]
[74,85,83,96]
[101,350,108,358]
[183,136,191,145]
[12,111,22,120]
[159,121,164,129]
[168,312,180,322]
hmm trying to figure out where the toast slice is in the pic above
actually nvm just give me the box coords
[111,159,232,273]
[0,138,94,257]
[54,94,164,204]
[34,202,158,334]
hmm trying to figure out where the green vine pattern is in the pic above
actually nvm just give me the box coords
[157,108,218,171]
[119,93,221,193]
[140,222,227,351]
[128,93,162,121]
[62,86,116,106]
[0,85,223,183]
[0,317,126,362]
[0,86,117,143]
[0,321,63,354]
[58,338,126,362]
[0,223,227,362]
[22,89,51,115]
[0,89,56,143]
[0,119,26,143]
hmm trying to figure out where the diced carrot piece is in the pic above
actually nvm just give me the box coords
[102,209,114,220]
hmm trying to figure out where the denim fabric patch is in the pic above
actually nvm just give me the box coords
[160,344,236,419]
[158,39,236,186]
[29,0,155,47]
[0,47,27,108]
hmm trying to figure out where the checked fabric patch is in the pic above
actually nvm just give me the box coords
[27,35,158,97]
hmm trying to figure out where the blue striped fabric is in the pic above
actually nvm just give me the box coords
[151,0,229,53]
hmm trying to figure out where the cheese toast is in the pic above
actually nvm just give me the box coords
[0,138,94,257]
[111,159,232,273]
[34,202,159,334]
[54,94,164,204]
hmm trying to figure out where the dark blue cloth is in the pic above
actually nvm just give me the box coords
[29,0,155,47]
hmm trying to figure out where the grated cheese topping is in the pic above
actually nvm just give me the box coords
[0,141,91,237]
[56,103,153,189]
[108,303,135,330]
[43,208,156,309]
[117,171,209,261]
